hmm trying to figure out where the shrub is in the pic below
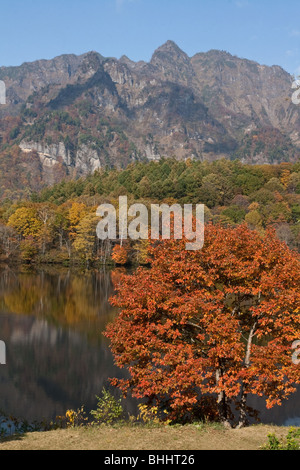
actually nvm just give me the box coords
[90,388,124,425]
[261,427,300,450]
[137,404,171,427]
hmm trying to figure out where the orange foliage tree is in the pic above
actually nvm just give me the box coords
[105,224,300,428]
[111,244,129,265]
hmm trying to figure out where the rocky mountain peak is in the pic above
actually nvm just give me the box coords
[150,40,195,85]
[150,40,190,64]
[0,42,299,197]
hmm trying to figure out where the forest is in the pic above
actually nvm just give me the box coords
[0,157,299,266]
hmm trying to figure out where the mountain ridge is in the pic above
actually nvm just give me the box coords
[0,41,299,197]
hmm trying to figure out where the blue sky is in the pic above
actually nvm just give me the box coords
[0,0,299,76]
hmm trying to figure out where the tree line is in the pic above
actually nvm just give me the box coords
[0,157,299,265]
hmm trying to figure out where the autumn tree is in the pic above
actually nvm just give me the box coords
[7,205,42,239]
[111,244,130,266]
[133,239,151,265]
[7,205,43,261]
[36,203,56,255]
[72,212,98,263]
[67,202,88,240]
[105,224,300,428]
[0,224,19,259]
[53,204,71,256]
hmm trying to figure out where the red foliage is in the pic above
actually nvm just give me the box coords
[111,244,129,265]
[105,223,300,425]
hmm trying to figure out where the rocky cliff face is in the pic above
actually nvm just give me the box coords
[0,41,299,190]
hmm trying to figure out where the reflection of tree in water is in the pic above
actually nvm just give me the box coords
[0,267,119,341]
[0,267,136,423]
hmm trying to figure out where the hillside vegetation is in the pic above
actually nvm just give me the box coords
[0,158,299,265]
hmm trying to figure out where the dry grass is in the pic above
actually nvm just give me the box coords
[0,424,290,451]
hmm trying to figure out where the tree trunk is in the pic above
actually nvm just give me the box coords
[216,368,232,429]
[237,383,248,429]
[66,240,71,259]
[237,322,257,428]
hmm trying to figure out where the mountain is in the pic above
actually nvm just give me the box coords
[0,41,299,197]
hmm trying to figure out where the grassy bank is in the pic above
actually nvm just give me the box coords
[0,424,293,451]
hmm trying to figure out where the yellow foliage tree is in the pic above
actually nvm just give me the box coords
[67,202,88,239]
[72,212,98,262]
[8,206,42,239]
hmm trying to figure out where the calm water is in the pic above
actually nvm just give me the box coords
[0,265,137,424]
[0,266,299,426]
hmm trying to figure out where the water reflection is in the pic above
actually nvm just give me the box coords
[0,266,135,423]
[0,265,299,426]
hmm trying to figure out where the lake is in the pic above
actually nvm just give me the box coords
[0,266,299,427]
